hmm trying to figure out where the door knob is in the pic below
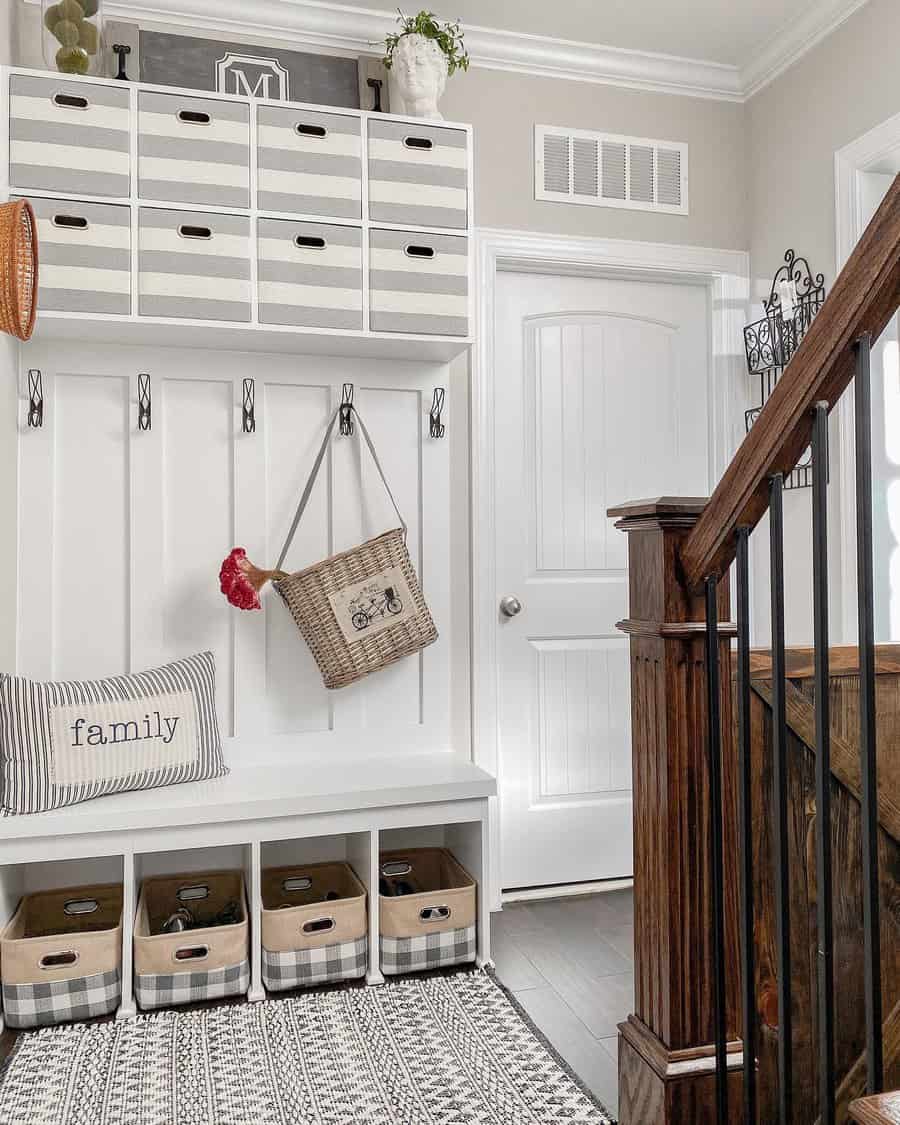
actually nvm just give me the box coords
[499,595,523,618]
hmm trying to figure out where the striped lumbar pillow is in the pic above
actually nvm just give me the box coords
[0,652,227,815]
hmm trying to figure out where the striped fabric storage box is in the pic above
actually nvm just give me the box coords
[369,228,468,337]
[138,91,250,208]
[257,105,362,219]
[367,119,468,230]
[9,74,129,198]
[139,207,251,322]
[22,196,130,316]
[258,218,362,330]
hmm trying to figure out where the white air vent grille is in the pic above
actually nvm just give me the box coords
[535,125,688,215]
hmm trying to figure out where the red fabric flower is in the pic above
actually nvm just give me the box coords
[219,547,287,611]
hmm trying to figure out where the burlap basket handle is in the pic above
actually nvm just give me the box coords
[275,403,406,572]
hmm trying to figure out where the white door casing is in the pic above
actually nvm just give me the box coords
[495,273,713,889]
[472,229,750,904]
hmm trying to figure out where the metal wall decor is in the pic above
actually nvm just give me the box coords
[138,373,151,432]
[242,379,255,434]
[429,388,446,438]
[743,249,826,489]
[27,369,42,428]
[339,383,354,436]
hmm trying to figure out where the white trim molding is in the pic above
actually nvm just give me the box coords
[471,227,750,906]
[741,0,870,98]
[834,111,900,642]
[24,0,868,102]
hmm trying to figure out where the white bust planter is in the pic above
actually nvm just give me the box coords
[390,33,449,120]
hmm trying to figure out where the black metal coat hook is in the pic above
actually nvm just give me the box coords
[339,383,354,435]
[138,373,151,431]
[112,43,131,81]
[429,387,445,438]
[242,378,256,434]
[27,369,43,428]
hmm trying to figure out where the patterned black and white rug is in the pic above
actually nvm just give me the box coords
[0,969,616,1123]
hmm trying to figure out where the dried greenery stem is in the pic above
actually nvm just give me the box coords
[383,10,470,76]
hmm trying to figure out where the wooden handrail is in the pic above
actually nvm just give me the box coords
[680,172,900,590]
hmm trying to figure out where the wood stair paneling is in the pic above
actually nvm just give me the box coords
[849,1091,900,1123]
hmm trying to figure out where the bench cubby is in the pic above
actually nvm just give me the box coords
[0,753,495,1029]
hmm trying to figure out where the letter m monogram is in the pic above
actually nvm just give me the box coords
[214,52,290,100]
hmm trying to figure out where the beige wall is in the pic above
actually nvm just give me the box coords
[441,67,748,248]
[748,0,900,290]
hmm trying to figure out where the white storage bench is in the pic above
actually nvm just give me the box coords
[0,751,495,1029]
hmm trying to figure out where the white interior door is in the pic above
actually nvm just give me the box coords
[495,270,713,890]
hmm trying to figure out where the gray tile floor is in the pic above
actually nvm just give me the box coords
[491,888,634,1121]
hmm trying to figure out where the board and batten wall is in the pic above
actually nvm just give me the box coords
[745,0,900,649]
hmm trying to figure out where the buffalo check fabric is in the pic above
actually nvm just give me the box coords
[380,924,476,975]
[135,959,249,1011]
[0,971,615,1123]
[2,968,120,1029]
[262,935,367,991]
[0,651,226,815]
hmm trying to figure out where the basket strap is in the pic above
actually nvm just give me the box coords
[275,403,406,572]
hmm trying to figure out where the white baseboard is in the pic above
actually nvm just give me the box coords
[499,878,633,906]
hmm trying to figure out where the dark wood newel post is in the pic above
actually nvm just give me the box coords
[608,497,743,1124]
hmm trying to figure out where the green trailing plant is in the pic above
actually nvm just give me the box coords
[383,10,470,76]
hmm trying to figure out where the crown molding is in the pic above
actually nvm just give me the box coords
[740,0,870,99]
[54,0,745,101]
[26,0,870,102]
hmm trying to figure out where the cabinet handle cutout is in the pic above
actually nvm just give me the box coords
[53,92,88,110]
[282,876,312,892]
[176,884,209,902]
[302,917,335,935]
[40,951,78,968]
[53,215,88,230]
[381,860,412,877]
[178,225,212,240]
[405,245,435,259]
[63,898,99,916]
[294,235,326,249]
[404,136,433,150]
[295,122,327,138]
[419,905,451,923]
[178,109,210,125]
[174,945,208,962]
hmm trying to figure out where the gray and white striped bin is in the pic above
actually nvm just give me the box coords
[367,119,468,230]
[257,105,362,219]
[23,196,131,316]
[369,228,468,337]
[258,218,363,330]
[138,91,250,209]
[9,74,130,198]
[139,207,251,323]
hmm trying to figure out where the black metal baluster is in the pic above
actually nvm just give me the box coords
[736,527,757,1124]
[812,403,836,1122]
[770,471,793,1124]
[854,333,884,1093]
[704,576,729,1125]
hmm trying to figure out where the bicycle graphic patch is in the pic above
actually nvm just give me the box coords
[328,566,416,644]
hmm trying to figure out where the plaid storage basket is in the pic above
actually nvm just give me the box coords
[261,861,368,992]
[0,883,123,1028]
[272,402,437,689]
[379,848,477,976]
[133,870,249,1011]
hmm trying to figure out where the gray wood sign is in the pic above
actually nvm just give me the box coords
[138,30,361,108]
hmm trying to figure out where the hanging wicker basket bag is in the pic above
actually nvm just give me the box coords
[0,199,38,342]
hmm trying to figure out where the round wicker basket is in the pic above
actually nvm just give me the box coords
[0,199,38,341]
